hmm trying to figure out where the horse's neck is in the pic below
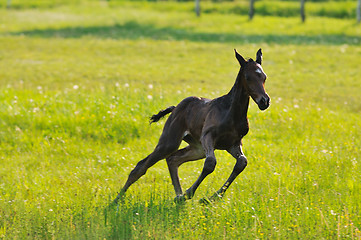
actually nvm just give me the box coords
[226,70,250,120]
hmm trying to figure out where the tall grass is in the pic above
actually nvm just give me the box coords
[0,1,360,239]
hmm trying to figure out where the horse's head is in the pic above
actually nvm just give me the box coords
[235,48,270,111]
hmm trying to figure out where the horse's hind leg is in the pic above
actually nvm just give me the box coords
[113,120,185,203]
[173,133,216,202]
[166,144,205,197]
[114,144,179,201]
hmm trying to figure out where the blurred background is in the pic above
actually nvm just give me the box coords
[2,0,361,22]
[1,0,361,239]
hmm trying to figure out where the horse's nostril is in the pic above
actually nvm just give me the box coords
[261,97,267,105]
[258,97,270,110]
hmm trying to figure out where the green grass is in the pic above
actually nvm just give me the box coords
[1,0,359,19]
[1,1,361,239]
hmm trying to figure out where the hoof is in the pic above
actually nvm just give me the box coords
[112,191,126,205]
[209,193,223,202]
[199,193,223,205]
[174,195,187,204]
[199,197,212,205]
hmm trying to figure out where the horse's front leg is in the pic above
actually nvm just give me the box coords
[202,145,247,203]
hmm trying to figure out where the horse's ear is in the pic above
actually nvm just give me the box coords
[256,48,262,65]
[234,49,246,67]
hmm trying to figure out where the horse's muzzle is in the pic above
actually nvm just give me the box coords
[257,96,270,111]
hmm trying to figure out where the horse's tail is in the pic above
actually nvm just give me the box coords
[149,106,176,124]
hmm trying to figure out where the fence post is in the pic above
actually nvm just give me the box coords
[357,0,361,23]
[300,0,306,22]
[249,0,255,20]
[195,0,200,17]
[7,0,11,8]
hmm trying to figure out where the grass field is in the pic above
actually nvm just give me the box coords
[1,1,361,239]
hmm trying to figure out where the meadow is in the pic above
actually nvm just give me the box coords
[0,1,361,239]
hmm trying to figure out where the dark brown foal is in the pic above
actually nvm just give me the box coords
[113,49,270,204]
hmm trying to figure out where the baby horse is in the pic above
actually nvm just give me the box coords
[114,49,270,204]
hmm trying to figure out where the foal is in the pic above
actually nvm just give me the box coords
[114,49,270,204]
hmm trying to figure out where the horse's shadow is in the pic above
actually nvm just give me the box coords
[102,196,186,239]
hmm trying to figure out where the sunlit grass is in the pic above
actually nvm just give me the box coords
[0,1,360,239]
